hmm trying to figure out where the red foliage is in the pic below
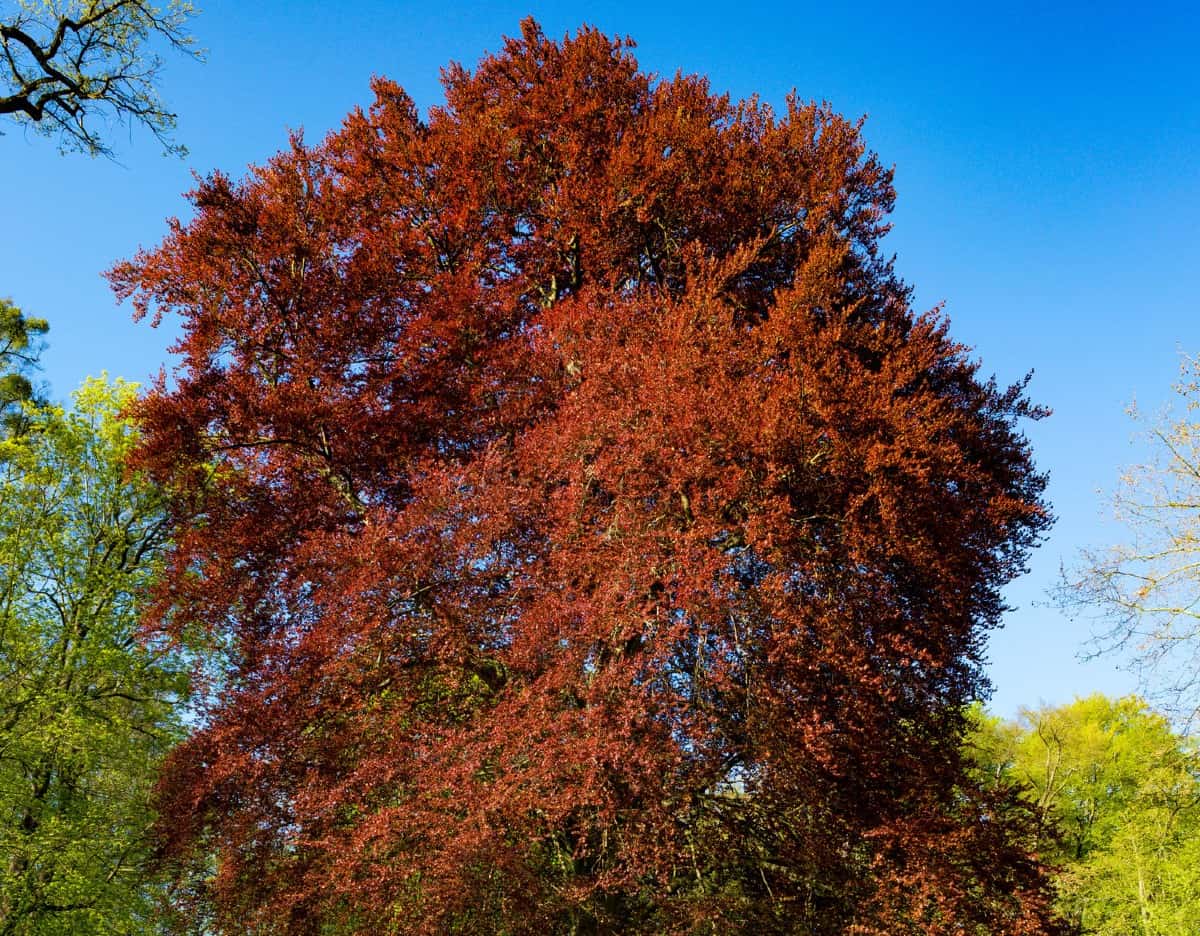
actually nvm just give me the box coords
[111,20,1065,935]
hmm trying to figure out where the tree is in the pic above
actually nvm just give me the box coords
[110,20,1062,935]
[0,0,197,156]
[0,299,47,441]
[1065,356,1200,727]
[0,376,188,934]
[969,696,1200,935]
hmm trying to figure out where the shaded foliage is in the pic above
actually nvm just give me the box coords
[0,299,47,441]
[112,20,1061,935]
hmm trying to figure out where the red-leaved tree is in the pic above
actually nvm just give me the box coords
[110,20,1065,936]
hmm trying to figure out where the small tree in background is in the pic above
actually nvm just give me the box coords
[0,300,47,440]
[112,20,1062,935]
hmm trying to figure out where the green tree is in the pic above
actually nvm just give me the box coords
[0,376,188,934]
[0,0,198,156]
[969,695,1200,935]
[0,300,47,441]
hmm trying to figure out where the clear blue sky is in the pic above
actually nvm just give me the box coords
[3,1,1198,717]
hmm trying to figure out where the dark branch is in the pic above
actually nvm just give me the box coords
[0,0,198,156]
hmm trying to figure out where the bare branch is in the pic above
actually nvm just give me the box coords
[1063,353,1200,727]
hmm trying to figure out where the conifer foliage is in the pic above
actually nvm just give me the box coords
[111,20,1062,935]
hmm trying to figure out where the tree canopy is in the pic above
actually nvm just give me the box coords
[0,0,197,156]
[970,696,1200,936]
[0,376,187,934]
[110,19,1060,935]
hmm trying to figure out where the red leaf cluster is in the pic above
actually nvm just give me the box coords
[110,19,1064,935]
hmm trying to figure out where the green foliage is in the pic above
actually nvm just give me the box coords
[0,299,47,442]
[0,0,198,156]
[0,376,186,934]
[968,695,1200,935]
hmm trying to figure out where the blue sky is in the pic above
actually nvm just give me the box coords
[3,1,1198,717]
